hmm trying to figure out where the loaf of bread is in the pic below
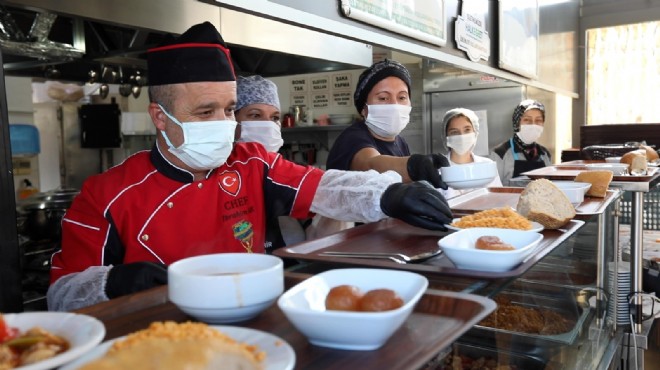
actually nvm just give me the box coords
[516,179,575,229]
[574,170,613,197]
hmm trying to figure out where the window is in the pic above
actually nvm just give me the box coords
[586,21,660,124]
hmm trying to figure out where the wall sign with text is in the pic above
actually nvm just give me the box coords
[312,93,330,109]
[498,0,539,79]
[340,0,446,46]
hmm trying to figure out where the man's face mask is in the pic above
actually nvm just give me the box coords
[364,104,411,138]
[516,124,544,145]
[447,132,477,155]
[159,104,236,170]
[237,121,284,153]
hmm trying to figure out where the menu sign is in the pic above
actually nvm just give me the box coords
[311,76,329,91]
[455,5,490,62]
[312,93,330,108]
[291,94,308,106]
[498,0,539,78]
[340,0,446,46]
[332,91,352,107]
[290,77,307,92]
[332,73,352,90]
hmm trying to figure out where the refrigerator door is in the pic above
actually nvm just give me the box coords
[429,86,525,156]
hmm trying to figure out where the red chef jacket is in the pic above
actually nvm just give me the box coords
[50,142,323,283]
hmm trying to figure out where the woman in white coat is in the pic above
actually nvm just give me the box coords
[439,108,502,199]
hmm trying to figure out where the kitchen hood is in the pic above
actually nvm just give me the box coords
[0,1,371,84]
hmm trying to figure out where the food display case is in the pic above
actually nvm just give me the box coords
[275,187,628,369]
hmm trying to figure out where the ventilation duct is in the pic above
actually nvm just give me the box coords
[0,7,83,61]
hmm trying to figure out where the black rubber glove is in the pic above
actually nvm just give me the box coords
[380,181,453,231]
[407,154,450,190]
[105,261,168,299]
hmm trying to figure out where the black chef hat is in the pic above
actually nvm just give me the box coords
[147,22,235,86]
[353,59,412,114]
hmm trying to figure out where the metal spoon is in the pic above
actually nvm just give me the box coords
[320,249,442,263]
[319,253,407,264]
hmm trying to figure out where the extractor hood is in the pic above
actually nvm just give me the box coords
[0,1,371,84]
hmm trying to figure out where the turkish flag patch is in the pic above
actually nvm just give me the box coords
[218,171,241,196]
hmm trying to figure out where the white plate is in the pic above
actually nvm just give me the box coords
[60,325,295,370]
[3,312,105,370]
[446,218,544,232]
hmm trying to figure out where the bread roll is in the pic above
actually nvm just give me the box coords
[574,170,613,197]
[620,150,648,175]
[620,150,646,166]
[642,145,659,161]
[516,179,575,229]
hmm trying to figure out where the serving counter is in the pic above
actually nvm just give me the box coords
[73,183,632,369]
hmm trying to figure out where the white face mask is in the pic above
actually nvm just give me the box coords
[516,124,544,145]
[159,104,236,171]
[238,121,284,153]
[447,132,477,155]
[364,104,411,138]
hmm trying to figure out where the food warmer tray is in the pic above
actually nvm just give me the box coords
[461,290,591,362]
[274,218,585,280]
[432,341,564,370]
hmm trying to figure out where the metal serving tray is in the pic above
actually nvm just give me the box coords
[522,164,659,182]
[447,187,618,217]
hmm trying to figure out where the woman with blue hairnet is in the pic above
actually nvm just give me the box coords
[235,75,354,250]
[489,100,551,186]
[439,108,502,198]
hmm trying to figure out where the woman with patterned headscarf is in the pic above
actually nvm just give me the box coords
[489,99,551,186]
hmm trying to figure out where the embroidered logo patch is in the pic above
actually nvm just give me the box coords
[232,220,254,253]
[218,170,241,196]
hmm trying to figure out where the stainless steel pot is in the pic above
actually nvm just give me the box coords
[17,189,79,241]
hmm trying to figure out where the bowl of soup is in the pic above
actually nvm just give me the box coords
[168,253,284,324]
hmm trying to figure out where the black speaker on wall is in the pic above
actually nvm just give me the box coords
[79,103,122,148]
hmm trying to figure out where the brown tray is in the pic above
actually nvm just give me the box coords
[274,218,585,279]
[75,273,497,370]
[447,187,617,216]
[522,164,659,182]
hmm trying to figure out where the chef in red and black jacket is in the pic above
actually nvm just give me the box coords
[48,22,452,311]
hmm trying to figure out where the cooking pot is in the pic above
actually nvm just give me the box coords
[17,189,79,241]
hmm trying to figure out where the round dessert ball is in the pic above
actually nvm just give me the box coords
[325,285,363,311]
[359,289,404,312]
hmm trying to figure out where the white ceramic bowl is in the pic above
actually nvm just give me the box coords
[440,161,498,189]
[551,181,592,205]
[277,268,428,350]
[328,114,354,125]
[168,253,284,324]
[605,157,622,163]
[585,163,629,175]
[437,228,544,272]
